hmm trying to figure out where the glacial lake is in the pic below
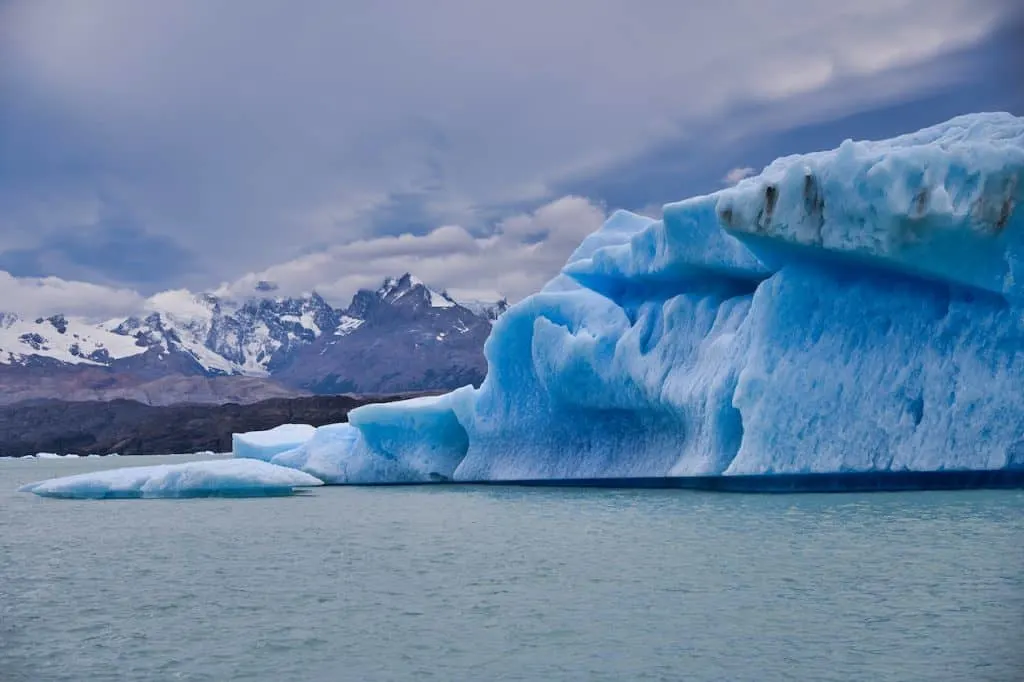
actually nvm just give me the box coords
[2,454,1022,682]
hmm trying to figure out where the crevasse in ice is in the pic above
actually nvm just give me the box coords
[250,112,1024,482]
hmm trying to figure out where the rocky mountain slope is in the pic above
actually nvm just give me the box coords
[274,275,493,394]
[0,274,504,404]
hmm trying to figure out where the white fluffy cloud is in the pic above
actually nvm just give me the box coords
[0,271,144,320]
[219,196,608,305]
[0,195,603,318]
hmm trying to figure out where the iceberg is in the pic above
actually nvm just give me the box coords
[19,459,324,499]
[270,389,475,483]
[232,423,316,461]
[239,112,1024,483]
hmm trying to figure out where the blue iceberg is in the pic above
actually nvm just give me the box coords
[232,423,316,461]
[243,112,1024,484]
[270,390,474,483]
[19,459,324,499]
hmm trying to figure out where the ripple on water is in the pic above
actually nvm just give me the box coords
[1,457,1022,681]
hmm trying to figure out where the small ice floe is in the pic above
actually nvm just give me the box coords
[19,459,324,500]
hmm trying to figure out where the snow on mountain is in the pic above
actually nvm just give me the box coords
[335,315,364,336]
[0,274,504,391]
[109,310,241,375]
[259,273,496,394]
[459,298,510,322]
[107,289,341,376]
[0,313,146,367]
[378,274,456,308]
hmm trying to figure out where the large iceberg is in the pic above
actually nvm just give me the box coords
[248,113,1024,483]
[20,459,324,499]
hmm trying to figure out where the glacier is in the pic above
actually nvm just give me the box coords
[248,112,1024,484]
[19,459,323,499]
[232,423,316,462]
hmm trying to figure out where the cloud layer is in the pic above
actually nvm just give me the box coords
[0,0,1014,316]
[0,196,605,319]
[218,196,608,305]
[0,271,144,320]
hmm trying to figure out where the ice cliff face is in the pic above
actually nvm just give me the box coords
[247,112,1024,481]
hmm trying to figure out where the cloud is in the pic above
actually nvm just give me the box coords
[0,0,1009,292]
[723,167,757,185]
[0,222,197,287]
[0,271,144,320]
[219,196,608,305]
[0,195,603,318]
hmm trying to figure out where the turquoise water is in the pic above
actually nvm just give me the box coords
[2,455,1022,681]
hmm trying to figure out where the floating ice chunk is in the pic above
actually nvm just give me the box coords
[272,388,474,484]
[271,423,361,481]
[232,424,316,461]
[344,388,472,483]
[19,459,324,499]
[28,452,84,459]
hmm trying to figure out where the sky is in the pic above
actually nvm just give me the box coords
[0,0,1021,319]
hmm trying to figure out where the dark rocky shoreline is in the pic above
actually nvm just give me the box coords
[0,392,441,458]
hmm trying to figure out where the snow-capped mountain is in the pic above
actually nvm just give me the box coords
[379,274,456,309]
[277,273,493,394]
[460,298,510,322]
[0,274,506,403]
[107,289,341,376]
[0,313,147,367]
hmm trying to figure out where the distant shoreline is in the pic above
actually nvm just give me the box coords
[0,392,442,458]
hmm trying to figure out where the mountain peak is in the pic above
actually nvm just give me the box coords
[378,273,416,299]
[0,275,506,388]
[367,273,456,312]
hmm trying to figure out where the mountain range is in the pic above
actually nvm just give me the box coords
[0,274,507,406]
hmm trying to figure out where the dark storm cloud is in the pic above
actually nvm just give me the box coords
[0,0,1015,312]
[0,222,197,287]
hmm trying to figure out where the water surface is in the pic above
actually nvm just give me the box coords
[2,455,1022,681]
